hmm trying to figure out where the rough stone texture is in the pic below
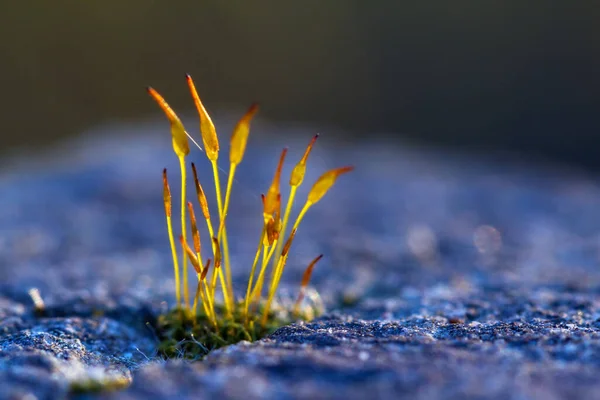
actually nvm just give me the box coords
[2,117,600,399]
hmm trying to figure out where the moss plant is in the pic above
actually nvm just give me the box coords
[147,75,352,358]
[69,376,131,394]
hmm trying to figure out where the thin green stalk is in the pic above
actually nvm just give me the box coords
[166,216,181,307]
[218,164,237,240]
[270,185,297,282]
[269,203,310,296]
[179,156,189,309]
[244,226,266,320]
[218,163,237,301]
[210,160,233,308]
[193,254,210,318]
[203,280,217,328]
[250,241,279,303]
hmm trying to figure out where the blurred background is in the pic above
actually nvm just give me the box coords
[0,1,598,168]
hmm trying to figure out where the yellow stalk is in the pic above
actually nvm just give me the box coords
[180,235,211,320]
[218,267,230,315]
[223,104,259,306]
[196,276,209,317]
[211,237,232,317]
[220,230,234,305]
[187,202,203,266]
[195,258,213,323]
[218,163,236,241]
[179,156,190,309]
[262,243,269,266]
[163,170,181,307]
[210,253,219,299]
[265,228,298,310]
[206,219,215,241]
[269,203,310,294]
[269,185,297,283]
[263,238,279,267]
[192,253,211,319]
[191,163,221,307]
[149,84,191,310]
[260,283,277,327]
[290,203,311,245]
[165,216,181,307]
[192,280,200,317]
[280,186,298,249]
[262,230,300,327]
[203,278,217,328]
[217,162,236,301]
[193,279,210,320]
[252,194,282,307]
[250,240,279,304]
[253,244,268,304]
[187,255,218,326]
[261,236,293,327]
[244,226,266,320]
[199,258,216,327]
[210,160,224,243]
[210,160,234,307]
[203,214,220,306]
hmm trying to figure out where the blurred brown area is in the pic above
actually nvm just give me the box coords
[0,1,599,167]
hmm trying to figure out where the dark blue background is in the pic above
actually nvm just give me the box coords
[0,1,598,168]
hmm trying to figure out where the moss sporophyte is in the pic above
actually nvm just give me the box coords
[147,75,352,358]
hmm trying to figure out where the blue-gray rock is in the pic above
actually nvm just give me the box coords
[2,116,600,399]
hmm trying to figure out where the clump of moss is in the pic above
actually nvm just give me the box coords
[69,376,131,394]
[147,75,351,358]
[156,300,315,359]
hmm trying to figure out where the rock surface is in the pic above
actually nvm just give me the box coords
[2,117,600,399]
